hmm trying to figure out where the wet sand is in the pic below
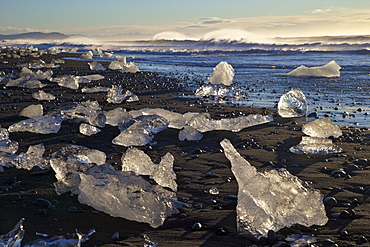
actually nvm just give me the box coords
[0,49,369,246]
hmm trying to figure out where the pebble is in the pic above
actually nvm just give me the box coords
[267,230,276,245]
[339,210,351,219]
[203,172,220,178]
[33,198,52,208]
[111,232,120,241]
[324,197,337,207]
[216,227,226,235]
[356,236,369,245]
[191,222,202,231]
[345,164,361,173]
[330,169,346,178]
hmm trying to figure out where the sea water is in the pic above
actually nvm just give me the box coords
[7,36,370,127]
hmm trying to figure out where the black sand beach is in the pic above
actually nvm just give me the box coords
[0,49,369,246]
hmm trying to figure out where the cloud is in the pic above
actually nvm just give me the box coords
[309,8,333,14]
[0,26,46,34]
[197,17,233,25]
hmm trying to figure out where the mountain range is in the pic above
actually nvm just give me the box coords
[0,32,69,40]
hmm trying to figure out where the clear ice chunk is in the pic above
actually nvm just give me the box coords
[220,138,328,238]
[81,74,104,81]
[24,227,95,247]
[0,218,25,247]
[126,94,139,102]
[78,163,179,228]
[188,113,273,133]
[79,123,101,136]
[287,60,341,77]
[289,136,342,154]
[8,116,63,134]
[104,107,132,126]
[21,79,46,89]
[81,86,109,93]
[107,85,125,104]
[178,126,203,141]
[278,88,308,118]
[195,84,239,98]
[121,148,177,191]
[302,117,342,138]
[0,127,18,154]
[50,145,106,195]
[88,61,106,71]
[109,55,139,73]
[20,104,43,118]
[79,51,93,59]
[52,75,79,89]
[62,100,106,127]
[208,61,234,86]
[11,144,49,170]
[112,115,169,147]
[32,90,56,101]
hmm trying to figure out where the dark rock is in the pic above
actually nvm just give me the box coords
[339,210,350,219]
[216,227,226,235]
[33,198,52,208]
[330,169,346,178]
[191,222,202,231]
[111,232,120,241]
[356,236,369,245]
[324,197,337,207]
[267,230,277,245]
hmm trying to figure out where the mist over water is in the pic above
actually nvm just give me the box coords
[3,32,370,127]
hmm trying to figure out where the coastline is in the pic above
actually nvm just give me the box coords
[0,49,369,246]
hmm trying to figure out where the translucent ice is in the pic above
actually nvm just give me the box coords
[81,74,104,81]
[302,117,342,138]
[79,123,101,136]
[50,145,106,195]
[24,227,95,247]
[11,144,49,170]
[80,51,93,59]
[289,136,342,154]
[8,116,63,134]
[178,126,203,141]
[220,139,328,238]
[0,218,24,247]
[188,113,273,133]
[0,127,18,154]
[109,55,139,73]
[107,85,125,104]
[20,104,43,118]
[88,61,106,71]
[32,90,56,101]
[52,75,79,89]
[287,60,341,77]
[104,107,132,126]
[62,101,106,127]
[78,163,179,228]
[195,84,238,98]
[278,88,308,118]
[112,115,169,147]
[209,61,234,86]
[81,86,109,93]
[122,148,177,191]
[126,94,139,102]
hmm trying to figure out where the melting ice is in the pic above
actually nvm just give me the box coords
[209,61,234,86]
[289,136,342,154]
[302,117,342,138]
[278,88,308,118]
[220,138,328,238]
[287,60,341,77]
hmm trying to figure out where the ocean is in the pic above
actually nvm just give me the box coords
[4,35,370,127]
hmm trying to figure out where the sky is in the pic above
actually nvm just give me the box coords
[0,0,370,40]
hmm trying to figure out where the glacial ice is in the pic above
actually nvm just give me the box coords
[126,94,140,102]
[220,139,328,238]
[188,113,273,133]
[8,115,64,134]
[61,100,106,127]
[112,115,169,147]
[52,75,79,89]
[50,145,106,195]
[302,117,342,138]
[20,104,43,118]
[178,126,203,141]
[209,61,234,86]
[80,74,104,81]
[32,90,56,101]
[109,55,139,73]
[11,143,49,171]
[121,148,177,191]
[79,123,101,136]
[80,51,93,59]
[287,60,341,77]
[81,86,109,93]
[104,107,132,126]
[24,227,95,247]
[88,61,106,71]
[194,84,240,98]
[78,163,179,228]
[289,136,342,154]
[278,88,308,118]
[0,127,18,154]
[0,218,24,247]
[107,85,125,104]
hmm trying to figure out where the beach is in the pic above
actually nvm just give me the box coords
[0,49,369,246]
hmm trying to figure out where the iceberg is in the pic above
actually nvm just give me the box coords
[121,148,177,191]
[88,61,106,71]
[278,88,308,118]
[8,115,64,134]
[0,218,24,247]
[50,145,106,195]
[302,117,342,138]
[188,113,273,133]
[32,90,56,101]
[178,126,203,141]
[79,123,101,136]
[20,104,43,118]
[289,136,342,154]
[112,115,169,147]
[78,163,179,228]
[287,60,341,77]
[209,61,234,86]
[220,139,328,238]
[11,143,49,170]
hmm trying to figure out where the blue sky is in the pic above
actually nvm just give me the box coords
[1,0,369,40]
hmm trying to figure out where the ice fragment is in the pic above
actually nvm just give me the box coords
[32,90,56,101]
[104,107,132,126]
[80,51,93,59]
[79,123,101,136]
[52,75,79,89]
[278,88,308,118]
[302,117,342,138]
[8,116,63,134]
[62,101,106,127]
[0,127,18,154]
[195,84,240,98]
[220,138,328,238]
[11,144,49,170]
[122,148,177,191]
[0,218,25,247]
[287,60,341,77]
[178,126,203,141]
[88,61,106,71]
[107,85,125,104]
[20,104,43,118]
[209,61,234,86]
[289,136,342,154]
[78,163,179,228]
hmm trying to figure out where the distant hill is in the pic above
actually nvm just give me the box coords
[0,32,69,40]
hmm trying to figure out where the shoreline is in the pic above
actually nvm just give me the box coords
[0,48,369,246]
